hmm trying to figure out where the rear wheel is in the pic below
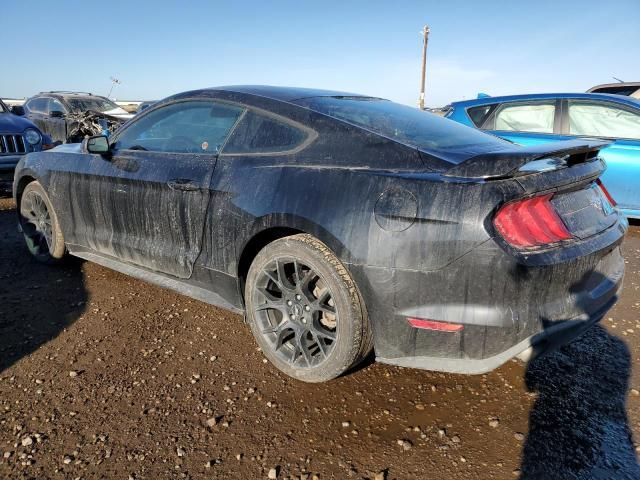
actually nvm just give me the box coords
[245,234,373,382]
[19,181,65,263]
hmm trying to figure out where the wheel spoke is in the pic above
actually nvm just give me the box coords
[257,285,282,303]
[276,259,295,290]
[299,269,318,303]
[263,269,281,289]
[295,336,312,367]
[274,324,295,350]
[318,303,336,315]
[293,260,303,285]
[310,331,329,358]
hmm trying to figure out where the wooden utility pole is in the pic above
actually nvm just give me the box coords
[418,25,430,110]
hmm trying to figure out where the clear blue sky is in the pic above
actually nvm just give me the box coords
[3,0,639,106]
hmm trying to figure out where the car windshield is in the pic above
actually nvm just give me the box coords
[296,96,509,164]
[67,97,122,113]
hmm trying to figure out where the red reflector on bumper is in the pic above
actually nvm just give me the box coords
[407,317,464,332]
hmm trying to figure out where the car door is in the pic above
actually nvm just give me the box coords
[62,99,245,278]
[45,98,68,143]
[24,97,50,134]
[563,99,640,214]
[477,99,562,146]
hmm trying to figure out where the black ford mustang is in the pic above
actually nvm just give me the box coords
[13,86,627,382]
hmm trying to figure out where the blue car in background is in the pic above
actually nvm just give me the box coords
[446,93,640,218]
[0,98,48,181]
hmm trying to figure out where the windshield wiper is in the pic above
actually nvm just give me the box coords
[128,145,148,151]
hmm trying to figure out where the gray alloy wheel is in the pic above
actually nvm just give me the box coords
[19,181,66,263]
[245,234,373,382]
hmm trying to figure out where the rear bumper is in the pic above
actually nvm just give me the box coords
[377,296,617,374]
[349,227,625,374]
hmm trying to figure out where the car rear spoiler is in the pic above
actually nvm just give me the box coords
[442,139,611,180]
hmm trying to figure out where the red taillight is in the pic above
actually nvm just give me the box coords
[596,179,616,207]
[494,194,572,248]
[407,317,464,332]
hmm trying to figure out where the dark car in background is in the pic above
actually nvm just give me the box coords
[0,98,47,180]
[136,100,157,114]
[13,86,626,382]
[22,91,134,143]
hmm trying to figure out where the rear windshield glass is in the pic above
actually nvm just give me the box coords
[591,86,639,96]
[296,96,507,164]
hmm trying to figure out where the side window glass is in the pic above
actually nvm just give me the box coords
[467,104,497,128]
[568,102,640,139]
[222,111,307,154]
[494,102,555,133]
[27,98,47,113]
[48,99,66,114]
[115,101,244,153]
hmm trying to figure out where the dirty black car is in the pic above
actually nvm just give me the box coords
[13,86,627,382]
[21,91,133,144]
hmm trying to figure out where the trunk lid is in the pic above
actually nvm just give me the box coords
[457,139,623,249]
[550,183,617,240]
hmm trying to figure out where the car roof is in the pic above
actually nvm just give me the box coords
[588,81,640,91]
[199,85,373,102]
[33,92,108,101]
[449,92,640,108]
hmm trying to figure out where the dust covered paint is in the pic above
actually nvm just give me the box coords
[12,86,627,377]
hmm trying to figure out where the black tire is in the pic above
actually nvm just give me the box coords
[245,234,373,382]
[19,181,66,263]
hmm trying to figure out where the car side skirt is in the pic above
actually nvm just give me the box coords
[68,245,243,314]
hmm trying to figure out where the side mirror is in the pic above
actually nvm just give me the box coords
[11,105,25,116]
[50,110,65,118]
[86,135,110,154]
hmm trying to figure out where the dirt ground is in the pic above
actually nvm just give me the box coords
[1,187,639,480]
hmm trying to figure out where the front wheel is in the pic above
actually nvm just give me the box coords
[245,234,373,382]
[19,181,66,263]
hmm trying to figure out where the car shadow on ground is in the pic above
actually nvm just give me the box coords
[519,271,640,479]
[0,198,87,373]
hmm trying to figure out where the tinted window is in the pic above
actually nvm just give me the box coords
[116,101,244,154]
[296,96,506,164]
[467,104,497,128]
[568,101,640,139]
[494,102,555,133]
[591,86,640,96]
[26,98,48,113]
[223,111,306,154]
[67,96,121,113]
[48,98,66,114]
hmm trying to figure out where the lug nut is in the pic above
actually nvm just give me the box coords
[304,305,310,311]
[287,300,293,306]
[295,294,301,301]
[301,318,307,324]
[290,314,295,320]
